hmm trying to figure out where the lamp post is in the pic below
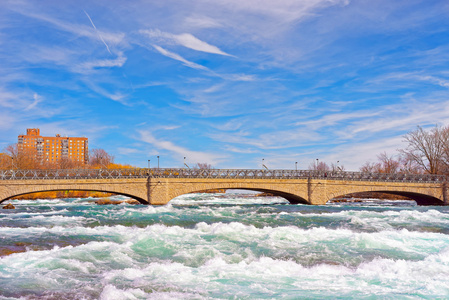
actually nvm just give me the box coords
[148,159,150,169]
[316,158,319,170]
[295,161,298,171]
[262,158,268,170]
[184,157,186,168]
[157,156,160,169]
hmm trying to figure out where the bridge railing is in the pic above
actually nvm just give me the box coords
[0,168,149,180]
[149,168,446,183]
[0,168,446,183]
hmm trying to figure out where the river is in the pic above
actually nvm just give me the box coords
[1,193,449,299]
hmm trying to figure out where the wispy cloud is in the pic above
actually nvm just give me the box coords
[83,81,129,105]
[10,7,125,47]
[76,52,127,72]
[0,113,16,130]
[0,87,19,108]
[327,136,405,171]
[183,15,223,29]
[139,130,224,165]
[349,99,449,136]
[141,29,231,56]
[117,147,141,155]
[152,45,210,71]
[25,93,42,111]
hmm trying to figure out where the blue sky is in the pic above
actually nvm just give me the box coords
[1,0,449,170]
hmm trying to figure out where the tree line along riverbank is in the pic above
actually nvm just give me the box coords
[12,190,115,200]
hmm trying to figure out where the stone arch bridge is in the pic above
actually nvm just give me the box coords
[0,168,447,206]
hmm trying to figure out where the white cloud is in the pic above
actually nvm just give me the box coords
[295,111,379,130]
[326,136,405,171]
[84,82,129,105]
[13,8,125,47]
[77,52,127,72]
[209,0,349,22]
[0,113,16,130]
[209,128,319,150]
[349,99,449,136]
[227,74,257,81]
[152,45,210,71]
[139,130,223,165]
[417,75,449,88]
[25,93,42,111]
[0,87,18,108]
[142,29,231,56]
[183,15,223,29]
[224,145,258,154]
[118,147,140,155]
[367,72,449,89]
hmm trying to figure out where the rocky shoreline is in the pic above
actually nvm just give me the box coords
[93,198,141,205]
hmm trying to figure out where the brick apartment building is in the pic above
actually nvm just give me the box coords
[18,128,88,164]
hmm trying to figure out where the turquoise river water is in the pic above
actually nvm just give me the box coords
[1,193,449,299]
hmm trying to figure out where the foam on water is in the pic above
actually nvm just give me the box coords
[2,194,449,299]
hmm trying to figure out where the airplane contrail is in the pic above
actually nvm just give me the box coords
[83,9,112,55]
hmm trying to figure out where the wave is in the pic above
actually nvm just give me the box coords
[2,222,447,262]
[3,239,448,299]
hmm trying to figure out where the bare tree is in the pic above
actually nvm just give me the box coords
[360,161,378,173]
[58,157,84,169]
[89,148,114,168]
[330,162,345,172]
[439,125,449,174]
[360,152,418,174]
[194,163,213,169]
[399,126,447,174]
[3,143,40,169]
[377,152,401,174]
[308,160,330,171]
[398,154,423,174]
[0,153,12,169]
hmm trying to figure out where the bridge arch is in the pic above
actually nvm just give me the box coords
[372,191,442,206]
[327,189,444,206]
[0,188,147,205]
[178,187,309,205]
[148,178,311,205]
[0,178,150,205]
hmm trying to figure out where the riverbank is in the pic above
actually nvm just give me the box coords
[13,190,115,200]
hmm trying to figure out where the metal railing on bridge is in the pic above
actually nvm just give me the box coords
[0,168,446,183]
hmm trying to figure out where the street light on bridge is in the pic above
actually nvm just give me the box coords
[184,157,190,169]
[262,159,268,170]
